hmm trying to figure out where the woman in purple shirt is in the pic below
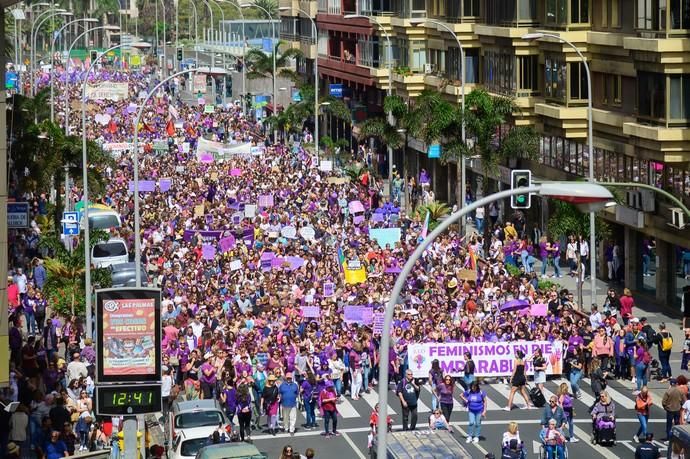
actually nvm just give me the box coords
[436,374,455,423]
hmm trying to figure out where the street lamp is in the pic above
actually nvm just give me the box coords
[81,41,151,339]
[522,32,596,308]
[50,18,99,123]
[410,18,466,218]
[344,14,394,195]
[279,6,319,159]
[63,25,121,135]
[218,0,247,114]
[31,9,71,96]
[374,182,615,459]
[241,2,277,141]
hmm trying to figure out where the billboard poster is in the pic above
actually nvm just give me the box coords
[96,288,161,383]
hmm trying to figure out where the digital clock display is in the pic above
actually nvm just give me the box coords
[96,384,162,416]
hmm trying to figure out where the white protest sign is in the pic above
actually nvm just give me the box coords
[299,226,316,241]
[280,226,297,239]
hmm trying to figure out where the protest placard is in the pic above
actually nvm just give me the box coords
[323,282,334,297]
[343,306,374,324]
[229,260,242,271]
[85,81,129,101]
[369,228,401,249]
[299,226,316,241]
[194,205,205,217]
[202,245,215,260]
[457,268,478,281]
[159,179,172,192]
[301,306,320,318]
[218,236,236,253]
[373,312,385,334]
[281,226,297,239]
[258,194,274,208]
[244,205,257,218]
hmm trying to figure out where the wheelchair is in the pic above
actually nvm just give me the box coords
[501,441,527,459]
[537,442,568,459]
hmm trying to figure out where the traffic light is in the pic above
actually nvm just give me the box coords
[177,47,183,62]
[511,169,532,209]
[90,50,98,62]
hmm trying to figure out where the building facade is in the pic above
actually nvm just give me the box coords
[279,0,690,308]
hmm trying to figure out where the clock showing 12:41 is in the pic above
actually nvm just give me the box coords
[96,384,162,416]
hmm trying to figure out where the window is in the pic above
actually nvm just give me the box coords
[603,74,622,106]
[486,0,536,24]
[411,41,427,71]
[637,0,665,30]
[445,0,461,19]
[669,75,690,120]
[569,62,589,100]
[484,50,515,95]
[546,0,568,24]
[670,0,690,29]
[411,0,427,17]
[637,71,666,120]
[463,0,480,16]
[318,31,329,56]
[571,0,589,23]
[610,0,621,27]
[545,55,567,100]
[517,55,538,93]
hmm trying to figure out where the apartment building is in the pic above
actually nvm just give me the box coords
[279,0,690,307]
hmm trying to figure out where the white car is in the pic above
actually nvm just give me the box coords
[170,399,231,446]
[170,427,217,459]
[91,238,129,268]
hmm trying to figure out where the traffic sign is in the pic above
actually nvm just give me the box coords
[62,211,80,236]
[7,202,30,228]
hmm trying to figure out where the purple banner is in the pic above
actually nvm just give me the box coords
[301,306,320,318]
[128,180,156,192]
[258,194,274,208]
[183,230,224,243]
[323,282,334,297]
[343,306,374,325]
[243,228,254,247]
[218,236,236,253]
[285,256,305,271]
[202,245,216,260]
[159,179,172,192]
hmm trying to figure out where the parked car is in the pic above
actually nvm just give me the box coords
[91,238,128,268]
[194,443,267,459]
[110,262,149,287]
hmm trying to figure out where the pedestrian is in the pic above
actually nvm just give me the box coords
[280,444,296,459]
[556,382,578,442]
[261,374,280,436]
[540,396,567,438]
[635,386,653,443]
[396,369,420,431]
[278,372,299,435]
[504,350,533,411]
[428,359,443,410]
[461,352,476,390]
[319,380,339,437]
[531,348,547,393]
[300,372,318,430]
[681,329,690,371]
[589,367,608,412]
[568,348,584,399]
[620,288,635,325]
[436,374,455,423]
[657,323,673,381]
[634,338,651,394]
[236,383,253,442]
[634,433,660,459]
[459,381,486,444]
[662,378,684,441]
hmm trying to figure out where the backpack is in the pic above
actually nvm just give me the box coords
[561,394,573,409]
[661,333,673,352]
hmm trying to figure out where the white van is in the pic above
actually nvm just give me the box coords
[91,238,129,268]
[81,208,122,231]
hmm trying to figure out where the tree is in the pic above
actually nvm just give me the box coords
[245,43,304,82]
[462,89,539,190]
[251,0,279,18]
[40,230,112,317]
[547,200,611,242]
[11,119,113,229]
[416,201,451,231]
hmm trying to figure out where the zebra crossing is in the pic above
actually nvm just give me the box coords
[298,377,643,423]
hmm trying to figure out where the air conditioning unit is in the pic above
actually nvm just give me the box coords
[424,63,435,74]
[626,190,641,209]
[639,189,656,212]
[669,208,686,229]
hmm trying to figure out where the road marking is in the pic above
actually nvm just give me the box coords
[453,425,488,455]
[571,378,596,408]
[361,389,397,414]
[580,378,632,409]
[490,382,529,409]
[572,425,620,459]
[336,397,361,418]
[342,432,367,459]
[473,383,503,411]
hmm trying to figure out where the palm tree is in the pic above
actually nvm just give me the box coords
[251,0,279,18]
[415,201,451,230]
[11,119,114,229]
[40,230,111,317]
[245,43,304,82]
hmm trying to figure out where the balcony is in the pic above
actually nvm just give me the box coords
[317,0,357,15]
[318,54,376,85]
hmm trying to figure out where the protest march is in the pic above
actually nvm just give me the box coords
[4,61,683,459]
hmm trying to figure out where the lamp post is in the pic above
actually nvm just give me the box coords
[63,25,121,135]
[344,14,393,194]
[188,1,200,66]
[50,18,99,123]
[241,2,276,140]
[279,6,318,158]
[132,69,200,287]
[81,41,151,339]
[410,18,466,217]
[31,9,70,96]
[208,0,227,102]
[220,0,246,114]
[200,0,214,50]
[374,182,615,459]
[523,32,596,308]
[21,3,51,95]
[154,0,167,78]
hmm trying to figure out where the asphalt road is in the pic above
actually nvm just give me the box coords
[248,376,669,459]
